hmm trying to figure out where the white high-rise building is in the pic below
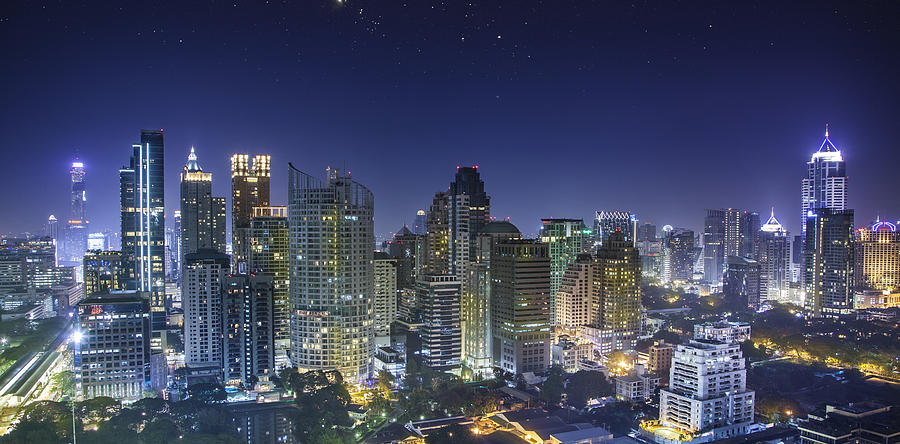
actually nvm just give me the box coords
[373,252,397,342]
[693,321,751,344]
[654,340,755,442]
[554,255,594,334]
[758,209,791,303]
[288,165,375,383]
[801,125,847,236]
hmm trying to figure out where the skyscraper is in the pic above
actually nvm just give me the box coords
[288,165,374,383]
[183,249,230,379]
[417,274,462,371]
[387,225,419,291]
[594,211,637,247]
[449,166,491,279]
[554,254,595,334]
[83,250,131,297]
[231,154,271,272]
[804,208,854,317]
[723,256,761,308]
[491,239,551,374]
[594,229,642,351]
[422,192,450,275]
[414,209,427,235]
[120,130,166,341]
[223,274,275,385]
[373,252,398,341]
[63,158,89,263]
[539,218,588,324]
[703,208,757,285]
[801,125,847,236]
[758,209,790,303]
[180,147,226,259]
[462,221,520,377]
[853,220,900,291]
[247,206,290,368]
[663,228,694,283]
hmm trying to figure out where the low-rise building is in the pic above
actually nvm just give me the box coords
[374,346,406,380]
[798,402,900,444]
[615,365,659,402]
[693,321,750,344]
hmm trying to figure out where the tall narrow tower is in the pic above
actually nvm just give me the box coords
[63,158,89,263]
[801,125,847,235]
[231,154,271,272]
[288,165,374,382]
[120,129,166,343]
[180,147,226,259]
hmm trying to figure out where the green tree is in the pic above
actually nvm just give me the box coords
[566,371,613,408]
[540,366,565,404]
[425,424,476,444]
[78,396,122,424]
[139,418,180,444]
[186,383,227,403]
[51,370,75,398]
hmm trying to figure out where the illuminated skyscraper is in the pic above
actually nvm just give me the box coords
[594,210,637,247]
[449,166,491,280]
[594,229,642,351]
[703,208,757,285]
[801,125,847,235]
[288,165,374,382]
[183,249,229,380]
[854,220,900,291]
[223,274,275,385]
[804,208,854,316]
[414,209,427,235]
[539,218,588,323]
[120,130,166,341]
[180,147,226,258]
[462,220,520,377]
[758,209,790,303]
[63,158,89,263]
[83,250,131,297]
[662,228,693,283]
[491,239,552,374]
[247,206,290,368]
[373,252,397,340]
[422,191,450,275]
[231,154,270,272]
[554,254,595,334]
[723,256,760,308]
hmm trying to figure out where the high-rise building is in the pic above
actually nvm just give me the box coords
[387,225,420,291]
[801,126,847,236]
[120,130,166,341]
[462,221,521,377]
[594,229,642,351]
[47,214,60,250]
[594,211,637,247]
[758,209,790,303]
[417,274,462,371]
[491,239,552,374]
[654,339,755,441]
[62,159,89,264]
[414,210,427,235]
[853,220,900,292]
[449,166,491,280]
[554,254,595,334]
[663,228,694,283]
[75,291,150,401]
[231,154,271,273]
[703,208,757,285]
[83,250,131,297]
[247,206,290,368]
[373,252,398,340]
[180,147,226,260]
[223,274,275,385]
[421,192,450,275]
[288,165,374,383]
[638,223,657,242]
[183,249,229,379]
[804,208,854,316]
[540,218,588,323]
[723,256,760,308]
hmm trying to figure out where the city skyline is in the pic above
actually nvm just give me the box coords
[2,2,899,237]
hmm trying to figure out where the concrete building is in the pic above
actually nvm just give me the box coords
[83,250,131,297]
[758,209,791,303]
[223,274,275,386]
[179,147,226,261]
[615,365,659,402]
[491,240,552,374]
[593,230,642,351]
[723,256,760,308]
[288,165,374,383]
[246,206,290,369]
[182,249,229,379]
[75,291,150,401]
[373,252,398,341]
[804,208,854,316]
[417,275,462,371]
[648,341,674,384]
[649,340,755,443]
[554,254,595,334]
[540,218,589,323]
[801,126,847,236]
[693,321,750,344]
[854,220,900,292]
[231,153,270,273]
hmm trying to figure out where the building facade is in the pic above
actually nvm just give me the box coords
[758,209,791,303]
[288,165,374,383]
[801,126,847,236]
[854,220,900,292]
[804,208,854,316]
[554,254,594,334]
[182,249,229,378]
[593,230,642,351]
[247,206,290,368]
[491,240,552,374]
[540,218,588,324]
[83,250,131,297]
[179,147,226,260]
[223,274,275,385]
[231,154,271,273]
[373,252,398,340]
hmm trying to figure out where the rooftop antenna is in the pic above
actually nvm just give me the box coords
[825,123,829,138]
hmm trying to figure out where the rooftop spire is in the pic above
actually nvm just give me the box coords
[825,123,829,138]
[185,146,202,172]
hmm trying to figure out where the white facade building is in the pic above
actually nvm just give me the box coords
[693,321,750,344]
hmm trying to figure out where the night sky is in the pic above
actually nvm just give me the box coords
[2,1,899,239]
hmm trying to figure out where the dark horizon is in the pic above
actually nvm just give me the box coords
[2,1,899,238]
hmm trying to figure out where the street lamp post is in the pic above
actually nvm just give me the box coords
[71,328,82,444]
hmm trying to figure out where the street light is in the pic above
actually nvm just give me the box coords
[71,327,81,444]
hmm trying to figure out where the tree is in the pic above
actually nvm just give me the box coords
[78,396,122,423]
[51,370,75,399]
[309,429,350,444]
[540,366,565,404]
[566,371,613,408]
[139,418,180,444]
[186,383,227,403]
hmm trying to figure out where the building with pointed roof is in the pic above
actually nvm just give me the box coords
[802,125,847,235]
[759,208,791,303]
[180,147,226,263]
